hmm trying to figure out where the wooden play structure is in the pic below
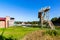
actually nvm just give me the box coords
[38,6,55,29]
[0,16,14,28]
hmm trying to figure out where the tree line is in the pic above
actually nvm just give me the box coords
[14,17,60,25]
[51,17,60,24]
[14,21,39,24]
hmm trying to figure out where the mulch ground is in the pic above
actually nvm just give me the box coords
[21,30,60,40]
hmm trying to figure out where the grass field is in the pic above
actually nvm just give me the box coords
[0,26,60,40]
[0,26,40,40]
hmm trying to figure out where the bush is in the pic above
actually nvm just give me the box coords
[46,30,58,36]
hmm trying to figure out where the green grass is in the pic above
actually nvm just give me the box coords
[0,26,40,39]
[0,26,60,40]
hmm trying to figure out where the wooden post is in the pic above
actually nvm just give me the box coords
[38,12,43,28]
[6,16,10,28]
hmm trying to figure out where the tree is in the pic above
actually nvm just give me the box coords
[14,21,22,24]
[51,17,58,22]
[57,17,60,23]
[51,17,60,23]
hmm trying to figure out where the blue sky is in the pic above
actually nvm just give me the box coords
[0,0,60,22]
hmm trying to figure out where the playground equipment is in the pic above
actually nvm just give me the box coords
[38,6,55,30]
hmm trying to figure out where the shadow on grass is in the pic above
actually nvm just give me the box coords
[0,28,17,40]
[0,35,17,40]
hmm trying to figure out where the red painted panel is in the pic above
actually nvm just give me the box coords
[0,18,6,21]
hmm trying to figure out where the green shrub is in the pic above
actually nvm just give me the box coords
[46,30,58,36]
